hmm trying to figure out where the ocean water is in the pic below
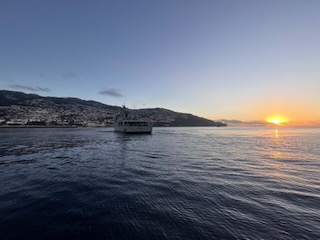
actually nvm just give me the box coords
[0,127,319,240]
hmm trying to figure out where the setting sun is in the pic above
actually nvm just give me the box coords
[266,116,288,125]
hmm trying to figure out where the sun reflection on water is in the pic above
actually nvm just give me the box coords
[260,127,304,182]
[274,129,279,138]
[271,128,284,159]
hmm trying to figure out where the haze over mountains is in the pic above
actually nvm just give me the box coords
[0,90,226,127]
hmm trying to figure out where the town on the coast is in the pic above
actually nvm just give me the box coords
[0,90,227,127]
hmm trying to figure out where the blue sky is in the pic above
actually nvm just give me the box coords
[1,0,319,122]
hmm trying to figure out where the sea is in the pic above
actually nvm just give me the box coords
[0,127,319,240]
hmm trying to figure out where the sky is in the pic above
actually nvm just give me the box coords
[1,0,319,124]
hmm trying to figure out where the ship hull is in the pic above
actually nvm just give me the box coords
[114,125,152,133]
[114,121,153,133]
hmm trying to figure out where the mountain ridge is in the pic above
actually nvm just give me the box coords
[0,90,227,127]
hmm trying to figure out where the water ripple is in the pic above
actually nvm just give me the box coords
[0,127,320,239]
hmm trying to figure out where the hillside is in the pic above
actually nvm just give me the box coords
[0,90,226,127]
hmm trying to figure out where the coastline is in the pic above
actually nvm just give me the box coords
[0,125,112,128]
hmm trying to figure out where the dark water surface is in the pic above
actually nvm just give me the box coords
[0,127,319,239]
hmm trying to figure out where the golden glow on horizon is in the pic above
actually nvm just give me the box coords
[266,116,288,125]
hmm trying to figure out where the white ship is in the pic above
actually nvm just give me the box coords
[113,106,153,133]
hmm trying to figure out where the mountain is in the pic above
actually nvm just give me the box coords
[217,119,266,127]
[0,90,226,127]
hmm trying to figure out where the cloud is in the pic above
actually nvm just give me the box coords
[99,88,123,97]
[36,87,50,92]
[9,84,50,92]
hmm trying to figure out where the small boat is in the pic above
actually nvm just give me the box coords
[113,106,153,133]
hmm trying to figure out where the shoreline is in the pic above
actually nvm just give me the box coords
[0,125,227,129]
[0,125,112,128]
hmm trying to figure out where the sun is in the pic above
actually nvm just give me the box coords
[266,116,288,125]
